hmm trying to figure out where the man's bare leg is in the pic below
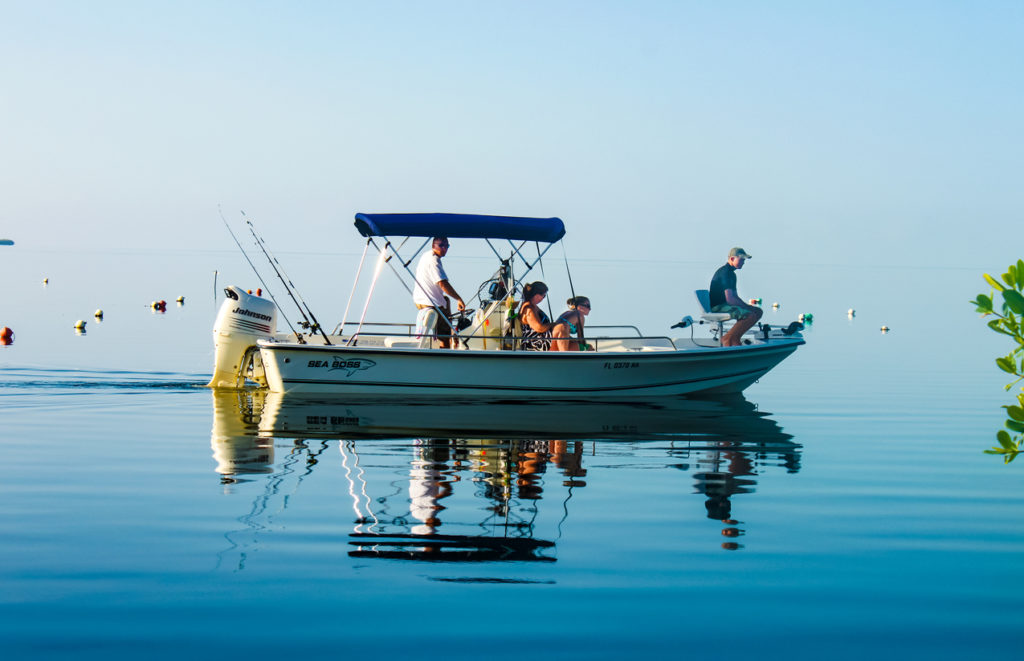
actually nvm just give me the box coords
[722,309,763,347]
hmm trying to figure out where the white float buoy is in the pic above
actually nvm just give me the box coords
[848,308,856,317]
[772,302,780,309]
[94,309,103,319]
[881,325,890,333]
[176,296,185,304]
[74,320,86,330]
[43,278,49,285]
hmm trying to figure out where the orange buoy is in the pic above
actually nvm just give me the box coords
[256,288,262,296]
[0,327,13,342]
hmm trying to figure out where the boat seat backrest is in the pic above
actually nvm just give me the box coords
[695,289,713,313]
[695,289,730,320]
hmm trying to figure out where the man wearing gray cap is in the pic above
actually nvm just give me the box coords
[709,247,762,347]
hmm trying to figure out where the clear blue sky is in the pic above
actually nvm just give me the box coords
[1,1,1021,269]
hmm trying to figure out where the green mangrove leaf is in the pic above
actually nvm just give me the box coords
[973,294,993,313]
[1017,260,1024,287]
[1006,420,1024,433]
[1002,290,1024,314]
[986,273,1007,291]
[1006,405,1024,422]
[997,430,1014,449]
[996,357,1016,373]
[988,320,1013,337]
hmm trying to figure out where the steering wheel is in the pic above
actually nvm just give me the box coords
[450,308,476,331]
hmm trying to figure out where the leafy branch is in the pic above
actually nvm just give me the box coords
[971,259,1024,463]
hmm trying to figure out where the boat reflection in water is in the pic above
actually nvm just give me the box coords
[210,390,801,561]
[210,390,274,484]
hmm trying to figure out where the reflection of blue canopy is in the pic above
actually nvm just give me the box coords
[354,213,565,243]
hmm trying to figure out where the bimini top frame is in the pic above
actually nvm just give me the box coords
[342,213,568,343]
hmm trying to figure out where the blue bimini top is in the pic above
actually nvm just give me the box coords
[354,213,565,243]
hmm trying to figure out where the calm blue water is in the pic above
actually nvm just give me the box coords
[1,249,1022,659]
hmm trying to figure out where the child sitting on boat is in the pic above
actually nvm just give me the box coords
[552,296,591,351]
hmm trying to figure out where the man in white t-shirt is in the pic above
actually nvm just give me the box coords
[413,237,465,348]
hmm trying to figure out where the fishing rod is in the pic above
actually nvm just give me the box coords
[217,207,298,335]
[562,241,577,304]
[238,212,309,327]
[242,212,332,346]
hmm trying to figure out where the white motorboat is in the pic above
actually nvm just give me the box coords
[209,213,804,398]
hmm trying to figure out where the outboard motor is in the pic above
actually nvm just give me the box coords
[208,286,278,388]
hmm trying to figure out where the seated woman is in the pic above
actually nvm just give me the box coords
[518,281,559,351]
[551,296,591,351]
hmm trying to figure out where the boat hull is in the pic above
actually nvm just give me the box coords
[257,339,803,398]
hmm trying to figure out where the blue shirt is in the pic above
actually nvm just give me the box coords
[709,263,737,309]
